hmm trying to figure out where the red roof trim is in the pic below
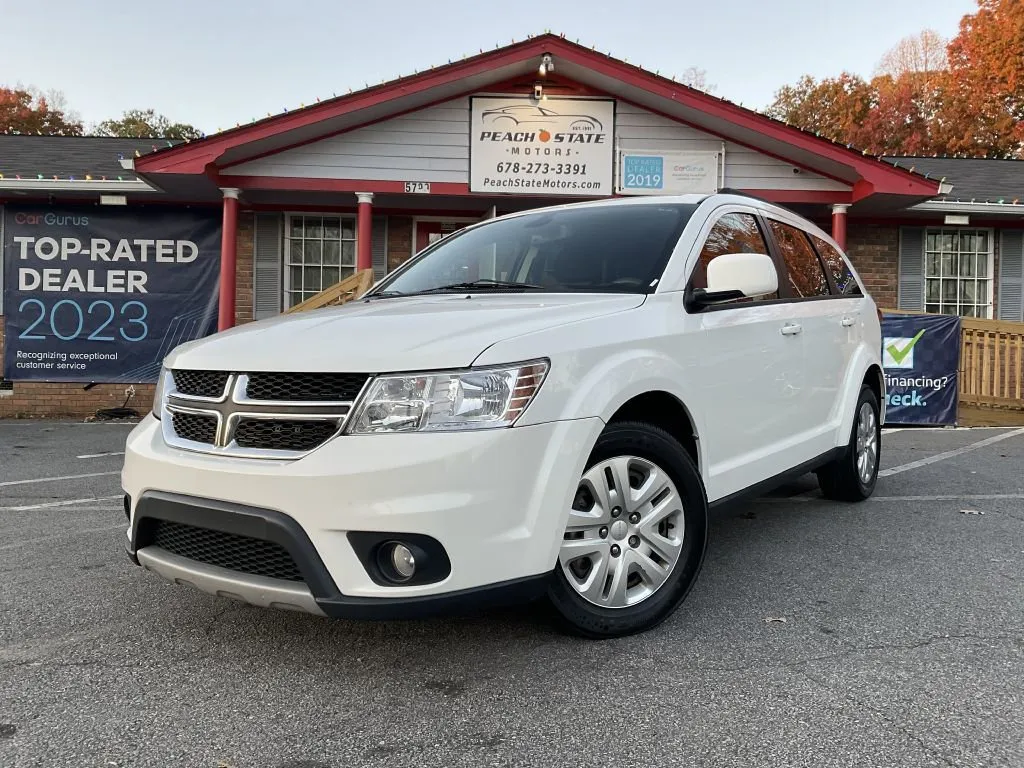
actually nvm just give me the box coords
[137,34,939,198]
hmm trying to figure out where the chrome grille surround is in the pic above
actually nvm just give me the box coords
[160,370,371,459]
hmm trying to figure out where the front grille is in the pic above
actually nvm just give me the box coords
[150,520,303,582]
[234,418,339,452]
[245,372,369,402]
[171,411,217,444]
[172,370,229,399]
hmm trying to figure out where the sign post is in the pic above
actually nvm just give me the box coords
[3,205,221,384]
[881,312,961,425]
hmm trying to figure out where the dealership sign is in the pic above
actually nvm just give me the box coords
[469,97,615,196]
[617,150,720,195]
[3,206,221,383]
[881,313,961,425]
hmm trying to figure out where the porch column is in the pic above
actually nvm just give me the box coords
[831,204,850,251]
[218,188,240,331]
[356,192,374,272]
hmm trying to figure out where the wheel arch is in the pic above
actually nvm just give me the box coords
[607,391,701,474]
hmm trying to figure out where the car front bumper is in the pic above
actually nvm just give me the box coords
[122,415,603,618]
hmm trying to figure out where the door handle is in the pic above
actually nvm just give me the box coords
[841,316,855,327]
[781,323,803,336]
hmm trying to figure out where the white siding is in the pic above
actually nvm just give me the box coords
[227,100,471,182]
[614,103,848,192]
[226,98,849,193]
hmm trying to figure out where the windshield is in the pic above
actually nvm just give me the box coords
[372,203,697,297]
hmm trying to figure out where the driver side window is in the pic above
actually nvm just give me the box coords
[691,213,779,301]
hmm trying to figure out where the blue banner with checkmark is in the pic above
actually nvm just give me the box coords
[881,313,961,425]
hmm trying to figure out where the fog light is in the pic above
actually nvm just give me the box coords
[389,543,416,581]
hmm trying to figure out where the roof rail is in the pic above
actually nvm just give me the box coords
[716,188,777,204]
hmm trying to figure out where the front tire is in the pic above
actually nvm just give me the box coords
[816,385,881,501]
[547,421,708,639]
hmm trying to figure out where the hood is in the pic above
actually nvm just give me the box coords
[166,292,645,372]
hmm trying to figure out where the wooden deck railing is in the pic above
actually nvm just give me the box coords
[959,317,1024,409]
[283,269,375,314]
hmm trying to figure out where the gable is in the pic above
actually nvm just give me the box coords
[223,97,850,193]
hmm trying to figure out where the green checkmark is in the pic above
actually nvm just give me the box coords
[886,329,926,364]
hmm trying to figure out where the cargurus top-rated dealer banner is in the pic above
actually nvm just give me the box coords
[3,205,221,383]
[469,97,614,196]
[881,313,962,425]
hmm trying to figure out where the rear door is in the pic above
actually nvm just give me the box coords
[763,217,844,458]
[682,208,805,501]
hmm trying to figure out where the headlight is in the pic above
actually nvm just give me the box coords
[347,360,549,434]
[152,366,169,420]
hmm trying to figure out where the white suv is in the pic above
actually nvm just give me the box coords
[122,192,884,638]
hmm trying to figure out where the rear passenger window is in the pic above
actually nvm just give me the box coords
[811,235,863,296]
[691,213,779,300]
[767,220,830,298]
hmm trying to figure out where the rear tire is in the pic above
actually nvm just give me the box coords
[547,421,708,639]
[817,385,881,502]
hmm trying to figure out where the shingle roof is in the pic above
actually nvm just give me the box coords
[0,135,181,180]
[882,156,1024,203]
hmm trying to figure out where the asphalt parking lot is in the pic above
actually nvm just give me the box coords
[1,420,1022,768]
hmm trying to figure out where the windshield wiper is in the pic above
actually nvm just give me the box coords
[362,290,405,301]
[426,279,544,292]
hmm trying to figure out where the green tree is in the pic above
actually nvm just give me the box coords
[94,108,203,140]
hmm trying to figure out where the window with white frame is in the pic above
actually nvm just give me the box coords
[924,228,994,318]
[285,214,357,307]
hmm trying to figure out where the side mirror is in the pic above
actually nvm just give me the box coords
[688,252,778,309]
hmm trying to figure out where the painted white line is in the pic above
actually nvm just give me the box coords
[878,427,1024,478]
[0,494,123,511]
[0,471,119,488]
[757,493,1024,504]
[77,451,124,460]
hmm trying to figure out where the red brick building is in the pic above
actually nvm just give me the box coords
[2,35,1023,417]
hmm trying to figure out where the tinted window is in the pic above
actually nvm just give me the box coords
[811,235,862,296]
[691,213,778,300]
[375,204,696,296]
[767,220,830,298]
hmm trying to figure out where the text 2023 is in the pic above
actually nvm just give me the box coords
[18,299,149,342]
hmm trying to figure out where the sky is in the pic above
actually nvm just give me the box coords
[0,0,975,134]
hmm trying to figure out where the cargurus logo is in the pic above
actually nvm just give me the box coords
[882,330,925,369]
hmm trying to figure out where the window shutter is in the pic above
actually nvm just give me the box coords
[253,213,283,320]
[371,216,388,281]
[898,227,925,311]
[0,204,5,316]
[998,230,1024,322]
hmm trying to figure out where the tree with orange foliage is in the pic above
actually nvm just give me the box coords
[941,0,1024,157]
[0,86,82,135]
[765,73,874,146]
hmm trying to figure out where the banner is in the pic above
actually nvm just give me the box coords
[881,313,961,425]
[469,96,614,196]
[617,150,720,195]
[3,205,221,383]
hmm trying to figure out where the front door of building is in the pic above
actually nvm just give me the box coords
[415,220,476,255]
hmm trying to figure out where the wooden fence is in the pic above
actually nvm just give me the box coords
[959,317,1024,410]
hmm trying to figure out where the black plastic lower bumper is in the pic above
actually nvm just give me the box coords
[128,491,549,620]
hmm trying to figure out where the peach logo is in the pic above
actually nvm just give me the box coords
[538,129,551,142]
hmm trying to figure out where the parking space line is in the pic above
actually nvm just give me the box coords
[878,427,1024,478]
[0,471,120,488]
[757,493,1024,504]
[0,495,123,512]
[77,451,124,460]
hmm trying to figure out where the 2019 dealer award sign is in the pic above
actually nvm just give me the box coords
[469,97,615,196]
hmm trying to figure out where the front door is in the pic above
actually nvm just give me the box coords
[682,209,805,502]
[415,221,447,254]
